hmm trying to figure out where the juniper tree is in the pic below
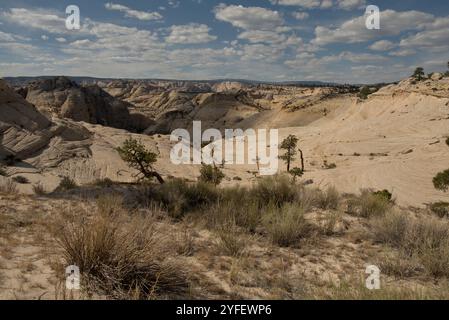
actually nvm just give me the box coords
[117,137,165,184]
[412,67,425,81]
[279,135,299,172]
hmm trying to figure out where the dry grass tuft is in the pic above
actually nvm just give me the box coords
[262,204,313,247]
[372,211,449,278]
[0,179,18,195]
[51,196,190,299]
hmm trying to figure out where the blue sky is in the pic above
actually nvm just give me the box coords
[0,0,448,83]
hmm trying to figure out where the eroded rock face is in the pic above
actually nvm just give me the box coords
[23,77,150,132]
[0,79,92,167]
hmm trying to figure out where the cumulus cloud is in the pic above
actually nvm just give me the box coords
[292,11,309,20]
[269,0,364,9]
[166,24,217,44]
[105,3,163,21]
[214,4,283,30]
[313,10,434,45]
[369,40,396,51]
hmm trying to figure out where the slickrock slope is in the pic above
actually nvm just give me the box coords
[0,79,92,182]
[21,77,151,132]
[278,77,449,206]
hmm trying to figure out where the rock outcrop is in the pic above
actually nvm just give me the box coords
[22,77,151,132]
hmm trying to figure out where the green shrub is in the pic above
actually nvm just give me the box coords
[12,176,29,184]
[430,202,449,218]
[199,164,225,186]
[348,189,393,218]
[433,169,449,192]
[250,175,298,207]
[373,189,393,202]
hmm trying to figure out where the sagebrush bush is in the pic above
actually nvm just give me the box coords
[372,211,449,278]
[199,164,225,185]
[430,202,449,218]
[251,175,298,207]
[52,199,189,299]
[348,189,393,218]
[316,186,340,210]
[262,204,312,247]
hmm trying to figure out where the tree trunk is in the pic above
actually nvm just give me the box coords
[299,148,304,172]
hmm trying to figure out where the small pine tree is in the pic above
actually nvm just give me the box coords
[279,135,299,172]
[412,67,425,81]
[358,86,371,100]
[117,137,165,184]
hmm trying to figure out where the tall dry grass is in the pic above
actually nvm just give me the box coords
[51,195,190,299]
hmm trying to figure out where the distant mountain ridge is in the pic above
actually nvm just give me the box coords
[4,76,343,88]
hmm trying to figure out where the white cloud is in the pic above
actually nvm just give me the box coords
[388,49,416,57]
[270,0,364,9]
[214,4,283,30]
[1,8,67,33]
[105,3,163,21]
[238,30,286,44]
[313,10,434,45]
[166,23,217,44]
[292,11,309,20]
[369,40,395,51]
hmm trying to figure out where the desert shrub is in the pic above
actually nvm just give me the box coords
[372,212,449,278]
[55,176,78,191]
[0,179,18,194]
[93,178,114,188]
[142,180,219,219]
[215,224,246,257]
[316,186,340,210]
[199,164,225,186]
[262,204,312,247]
[433,169,449,192]
[12,176,29,184]
[378,253,423,278]
[232,176,242,181]
[250,175,298,207]
[373,189,393,202]
[430,202,449,218]
[53,205,189,299]
[32,183,47,195]
[348,189,393,218]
